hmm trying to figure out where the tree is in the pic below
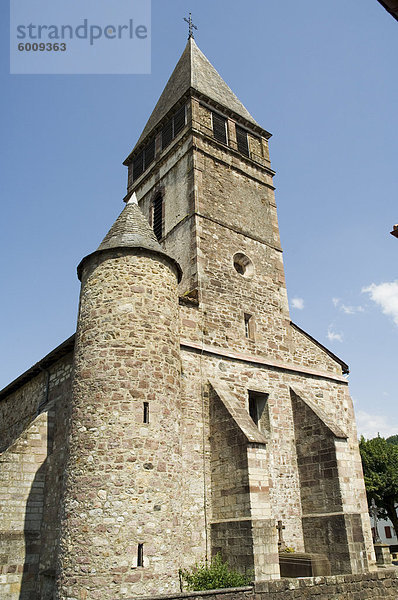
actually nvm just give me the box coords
[359,435,398,538]
[386,434,398,446]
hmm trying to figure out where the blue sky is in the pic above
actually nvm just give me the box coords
[0,1,397,438]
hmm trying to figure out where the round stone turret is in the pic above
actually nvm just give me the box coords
[57,195,183,599]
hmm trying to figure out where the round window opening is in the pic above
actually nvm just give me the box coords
[233,253,254,277]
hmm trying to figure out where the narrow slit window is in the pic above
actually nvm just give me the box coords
[212,112,228,145]
[236,125,250,157]
[244,313,255,340]
[153,194,163,241]
[137,543,144,567]
[143,402,149,424]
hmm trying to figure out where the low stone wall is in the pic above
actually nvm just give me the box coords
[131,569,398,600]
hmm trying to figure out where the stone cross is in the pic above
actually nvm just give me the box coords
[184,12,198,39]
[276,520,287,551]
[370,498,382,543]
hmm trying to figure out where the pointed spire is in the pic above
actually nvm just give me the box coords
[133,38,260,149]
[77,196,182,281]
[127,191,139,205]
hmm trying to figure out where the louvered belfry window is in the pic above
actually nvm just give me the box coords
[212,112,228,144]
[132,138,154,182]
[162,104,186,150]
[144,138,155,168]
[161,119,173,150]
[131,104,187,182]
[153,194,163,241]
[236,125,250,157]
[173,105,186,137]
[133,151,144,180]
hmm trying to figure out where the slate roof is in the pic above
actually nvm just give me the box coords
[134,38,260,149]
[97,194,163,254]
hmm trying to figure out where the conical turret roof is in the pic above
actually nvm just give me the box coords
[97,194,163,254]
[77,194,181,280]
[135,38,260,148]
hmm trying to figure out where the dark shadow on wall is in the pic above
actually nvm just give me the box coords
[290,388,367,575]
[19,401,66,600]
[19,460,47,600]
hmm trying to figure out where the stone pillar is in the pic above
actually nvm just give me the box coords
[291,389,369,575]
[247,445,280,581]
[56,246,182,599]
[374,543,392,567]
[209,381,280,582]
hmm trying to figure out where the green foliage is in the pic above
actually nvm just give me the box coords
[359,435,398,536]
[386,434,398,446]
[179,553,253,591]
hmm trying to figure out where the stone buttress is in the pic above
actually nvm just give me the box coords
[56,197,183,599]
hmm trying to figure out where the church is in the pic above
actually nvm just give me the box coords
[0,35,377,600]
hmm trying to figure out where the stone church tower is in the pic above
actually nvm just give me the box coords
[0,39,375,600]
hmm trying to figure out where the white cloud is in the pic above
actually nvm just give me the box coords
[340,303,365,315]
[291,297,304,310]
[362,280,398,326]
[327,326,343,342]
[332,297,364,314]
[355,409,398,440]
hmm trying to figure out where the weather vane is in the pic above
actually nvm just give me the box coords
[184,12,197,40]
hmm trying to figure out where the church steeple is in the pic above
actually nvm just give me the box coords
[123,39,274,298]
[129,38,263,154]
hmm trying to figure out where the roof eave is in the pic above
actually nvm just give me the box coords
[0,334,76,402]
[377,0,398,21]
[77,246,182,282]
[290,321,349,374]
[123,88,272,167]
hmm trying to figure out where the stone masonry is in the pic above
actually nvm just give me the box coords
[0,38,377,599]
[137,570,398,600]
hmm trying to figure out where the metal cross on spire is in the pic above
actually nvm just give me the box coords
[184,12,197,40]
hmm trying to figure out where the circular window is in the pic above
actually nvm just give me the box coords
[233,253,254,278]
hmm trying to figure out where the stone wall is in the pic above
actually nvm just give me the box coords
[208,383,279,581]
[177,343,373,571]
[209,389,251,523]
[131,116,198,298]
[291,388,368,574]
[133,570,398,600]
[0,354,72,600]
